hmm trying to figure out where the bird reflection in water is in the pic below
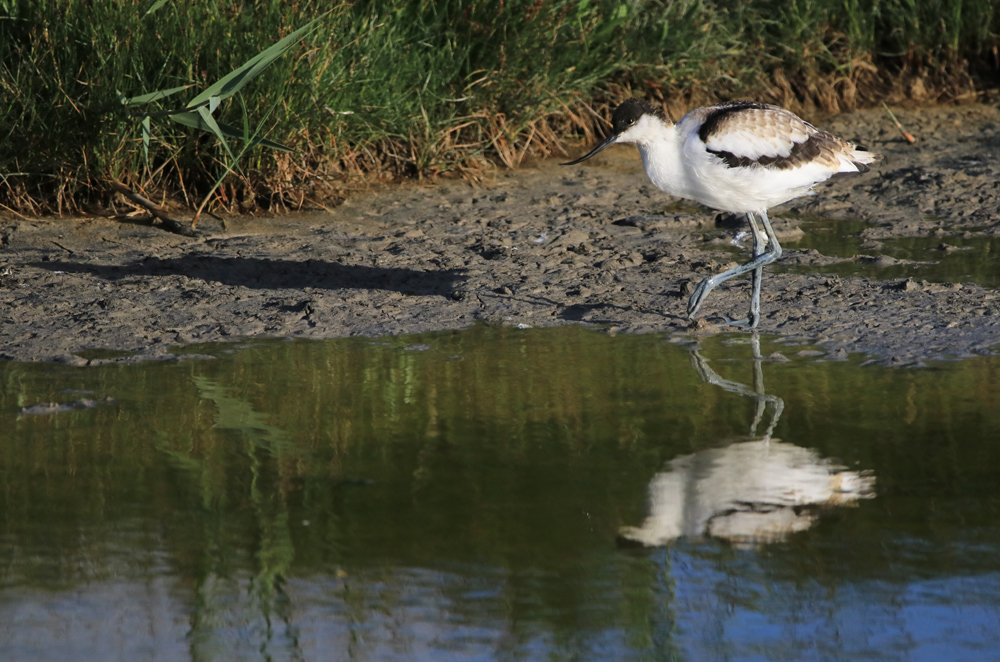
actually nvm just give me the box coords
[619,335,875,548]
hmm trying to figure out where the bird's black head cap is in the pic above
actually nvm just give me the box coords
[611,98,666,134]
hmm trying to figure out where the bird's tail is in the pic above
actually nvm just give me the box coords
[845,143,881,173]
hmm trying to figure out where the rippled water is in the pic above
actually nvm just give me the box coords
[1,326,998,661]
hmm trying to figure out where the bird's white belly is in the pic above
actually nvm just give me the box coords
[638,142,832,214]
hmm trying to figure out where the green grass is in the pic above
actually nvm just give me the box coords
[0,0,998,215]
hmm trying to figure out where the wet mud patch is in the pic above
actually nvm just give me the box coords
[1,105,998,365]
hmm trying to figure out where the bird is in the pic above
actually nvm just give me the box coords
[562,98,878,329]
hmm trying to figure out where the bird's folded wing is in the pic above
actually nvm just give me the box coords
[699,107,828,170]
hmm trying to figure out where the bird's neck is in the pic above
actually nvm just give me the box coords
[634,123,688,197]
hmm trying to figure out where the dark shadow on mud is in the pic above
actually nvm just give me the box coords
[33,255,467,297]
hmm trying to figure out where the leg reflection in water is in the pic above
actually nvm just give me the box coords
[619,334,875,548]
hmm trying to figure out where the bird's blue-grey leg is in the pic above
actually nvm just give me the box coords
[746,218,765,329]
[716,214,766,329]
[687,210,783,328]
[757,210,782,260]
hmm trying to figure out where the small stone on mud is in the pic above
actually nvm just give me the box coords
[49,354,89,366]
[858,255,904,267]
[689,318,721,334]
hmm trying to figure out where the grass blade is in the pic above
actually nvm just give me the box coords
[195,105,236,161]
[187,19,319,108]
[167,111,290,151]
[144,0,170,17]
[121,85,193,106]
[141,116,151,161]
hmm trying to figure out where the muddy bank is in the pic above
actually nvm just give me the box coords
[2,104,999,365]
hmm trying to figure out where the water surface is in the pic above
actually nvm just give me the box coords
[781,218,1000,287]
[707,217,1000,288]
[1,326,998,661]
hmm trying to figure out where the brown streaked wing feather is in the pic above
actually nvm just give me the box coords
[698,102,849,171]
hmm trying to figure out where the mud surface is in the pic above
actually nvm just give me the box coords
[2,105,999,365]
